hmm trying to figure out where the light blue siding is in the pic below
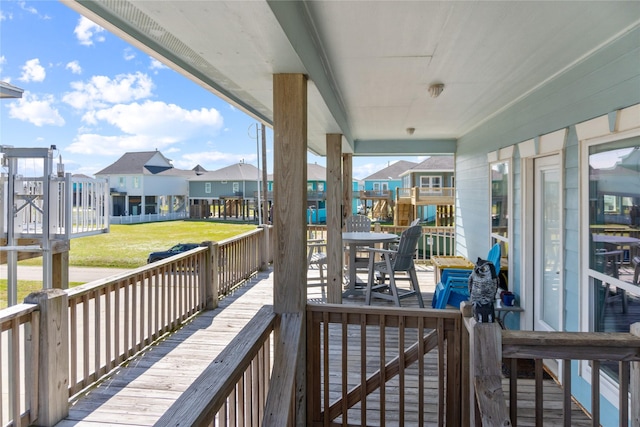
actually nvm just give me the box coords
[456,27,640,427]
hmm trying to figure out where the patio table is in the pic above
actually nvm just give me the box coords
[342,231,399,297]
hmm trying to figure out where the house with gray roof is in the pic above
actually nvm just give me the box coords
[395,156,455,226]
[188,161,263,220]
[360,160,417,220]
[96,150,202,219]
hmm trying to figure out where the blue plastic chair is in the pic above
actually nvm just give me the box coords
[431,243,501,309]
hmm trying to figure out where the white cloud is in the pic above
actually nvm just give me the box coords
[89,100,224,139]
[149,58,167,71]
[18,58,46,82]
[7,92,65,127]
[74,16,105,46]
[66,60,82,75]
[123,48,136,61]
[67,133,161,156]
[0,55,5,75]
[69,101,224,156]
[63,72,154,109]
[176,151,254,170]
[0,10,12,20]
[18,1,37,15]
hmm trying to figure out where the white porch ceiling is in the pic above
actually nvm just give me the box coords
[63,0,640,157]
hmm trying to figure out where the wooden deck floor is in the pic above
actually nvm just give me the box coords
[56,265,592,426]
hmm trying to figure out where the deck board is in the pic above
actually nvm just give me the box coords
[56,265,592,426]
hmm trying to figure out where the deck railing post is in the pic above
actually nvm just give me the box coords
[258,225,269,271]
[631,323,640,426]
[203,241,219,310]
[25,289,69,426]
[463,301,511,427]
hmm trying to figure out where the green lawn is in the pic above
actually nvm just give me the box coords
[3,220,256,308]
[20,220,257,268]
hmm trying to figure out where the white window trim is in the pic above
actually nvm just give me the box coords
[205,182,211,194]
[579,125,640,411]
[419,175,442,194]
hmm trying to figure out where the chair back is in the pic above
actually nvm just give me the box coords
[486,243,501,273]
[409,218,422,226]
[392,225,422,271]
[345,214,371,232]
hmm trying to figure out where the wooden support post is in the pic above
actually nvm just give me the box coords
[326,134,343,304]
[51,250,69,290]
[632,323,640,426]
[469,314,511,427]
[273,73,307,426]
[273,73,307,314]
[342,154,352,229]
[25,289,69,426]
[203,241,219,310]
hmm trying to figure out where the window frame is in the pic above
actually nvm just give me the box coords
[579,127,640,406]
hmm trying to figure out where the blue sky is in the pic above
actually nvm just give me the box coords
[0,0,423,179]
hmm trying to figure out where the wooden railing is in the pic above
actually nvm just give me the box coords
[0,303,39,427]
[307,224,456,260]
[0,225,272,427]
[156,305,285,426]
[306,304,462,426]
[463,303,640,426]
[65,248,209,396]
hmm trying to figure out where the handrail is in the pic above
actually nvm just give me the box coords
[0,224,270,423]
[262,312,303,426]
[0,303,40,427]
[306,303,462,426]
[462,302,640,426]
[306,224,456,260]
[155,305,277,426]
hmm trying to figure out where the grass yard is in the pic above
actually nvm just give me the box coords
[20,220,257,269]
[0,279,85,308]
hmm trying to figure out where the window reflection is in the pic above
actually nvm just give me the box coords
[491,162,509,238]
[587,137,640,380]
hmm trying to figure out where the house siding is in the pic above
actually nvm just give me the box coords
[456,27,640,427]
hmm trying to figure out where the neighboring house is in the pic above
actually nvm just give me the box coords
[96,151,199,217]
[361,160,417,220]
[188,161,262,220]
[397,156,455,225]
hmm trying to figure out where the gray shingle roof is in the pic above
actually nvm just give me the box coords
[190,162,261,181]
[363,160,418,180]
[407,156,454,172]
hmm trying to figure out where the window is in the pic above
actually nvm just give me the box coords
[133,177,140,188]
[118,177,126,188]
[419,176,442,194]
[205,183,211,194]
[490,162,509,239]
[233,182,240,193]
[584,134,640,381]
[490,160,510,290]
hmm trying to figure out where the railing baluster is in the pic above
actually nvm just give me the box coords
[562,359,572,426]
[509,358,517,426]
[591,360,600,427]
[535,358,543,427]
[379,314,386,427]
[619,361,629,427]
[360,313,367,424]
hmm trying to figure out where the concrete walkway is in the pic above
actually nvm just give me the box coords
[0,265,131,283]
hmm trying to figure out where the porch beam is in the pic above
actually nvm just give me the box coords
[326,134,343,304]
[353,138,457,155]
